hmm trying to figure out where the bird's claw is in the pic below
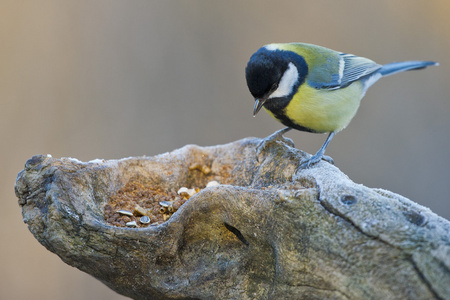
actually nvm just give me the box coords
[256,128,294,160]
[322,155,334,165]
[297,154,334,170]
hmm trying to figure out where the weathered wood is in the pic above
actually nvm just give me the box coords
[15,137,450,300]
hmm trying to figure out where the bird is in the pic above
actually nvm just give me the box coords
[245,42,438,169]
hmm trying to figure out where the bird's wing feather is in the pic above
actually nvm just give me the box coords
[307,53,382,90]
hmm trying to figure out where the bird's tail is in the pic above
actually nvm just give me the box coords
[379,61,438,77]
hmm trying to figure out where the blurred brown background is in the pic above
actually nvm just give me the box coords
[2,1,449,299]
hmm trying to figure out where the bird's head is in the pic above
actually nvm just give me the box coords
[245,45,305,116]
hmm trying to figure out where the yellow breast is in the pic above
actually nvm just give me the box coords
[279,81,365,133]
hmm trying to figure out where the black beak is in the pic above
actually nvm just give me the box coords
[253,98,267,116]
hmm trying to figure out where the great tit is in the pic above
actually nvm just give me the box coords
[245,43,437,169]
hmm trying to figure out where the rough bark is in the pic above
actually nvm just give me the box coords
[15,137,450,300]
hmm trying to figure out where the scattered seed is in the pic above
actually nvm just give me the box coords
[117,210,133,217]
[189,163,211,175]
[201,165,211,175]
[206,180,220,188]
[126,221,138,227]
[105,180,215,228]
[177,187,197,198]
[140,216,151,224]
[159,201,171,207]
[134,204,147,216]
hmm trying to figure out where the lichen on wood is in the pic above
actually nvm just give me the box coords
[15,137,450,300]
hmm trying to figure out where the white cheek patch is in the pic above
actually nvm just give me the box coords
[269,62,299,99]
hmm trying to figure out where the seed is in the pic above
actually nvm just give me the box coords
[189,163,212,175]
[206,180,220,188]
[177,187,188,195]
[140,216,151,224]
[117,209,133,217]
[134,204,147,216]
[177,187,197,198]
[159,201,171,207]
[126,221,138,227]
[201,165,211,175]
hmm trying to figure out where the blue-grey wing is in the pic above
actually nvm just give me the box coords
[307,53,382,90]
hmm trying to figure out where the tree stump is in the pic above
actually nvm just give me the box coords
[14,137,450,300]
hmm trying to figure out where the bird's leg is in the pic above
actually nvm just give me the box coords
[297,131,336,169]
[256,127,294,158]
